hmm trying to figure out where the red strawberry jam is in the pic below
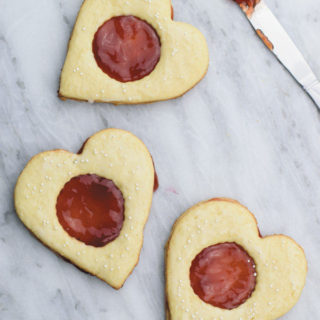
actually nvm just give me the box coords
[234,0,259,8]
[56,174,124,247]
[154,171,159,192]
[190,242,256,310]
[93,15,161,82]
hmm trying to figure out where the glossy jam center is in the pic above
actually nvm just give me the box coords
[92,15,161,82]
[190,242,256,310]
[56,174,124,247]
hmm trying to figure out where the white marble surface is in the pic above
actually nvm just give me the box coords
[1,0,320,319]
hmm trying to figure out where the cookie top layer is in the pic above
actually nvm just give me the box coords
[59,0,209,104]
[166,198,307,320]
[15,129,155,289]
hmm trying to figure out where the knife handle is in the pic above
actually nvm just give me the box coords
[302,74,320,109]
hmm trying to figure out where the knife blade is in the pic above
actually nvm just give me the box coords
[236,0,320,109]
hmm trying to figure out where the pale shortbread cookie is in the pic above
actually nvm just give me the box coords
[59,0,209,104]
[166,198,307,320]
[15,129,155,289]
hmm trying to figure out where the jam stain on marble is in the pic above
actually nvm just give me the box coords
[56,174,124,247]
[190,242,256,310]
[93,15,161,82]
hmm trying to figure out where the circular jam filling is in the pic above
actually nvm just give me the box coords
[190,242,256,310]
[92,15,161,82]
[56,174,124,247]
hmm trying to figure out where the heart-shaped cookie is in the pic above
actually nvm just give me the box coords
[59,0,209,104]
[14,129,155,289]
[166,198,307,319]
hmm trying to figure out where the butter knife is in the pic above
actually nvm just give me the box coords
[235,0,320,109]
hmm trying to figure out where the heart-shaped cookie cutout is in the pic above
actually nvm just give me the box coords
[15,129,155,289]
[166,198,307,319]
[59,0,209,104]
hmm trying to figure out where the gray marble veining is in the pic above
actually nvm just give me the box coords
[1,0,320,319]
